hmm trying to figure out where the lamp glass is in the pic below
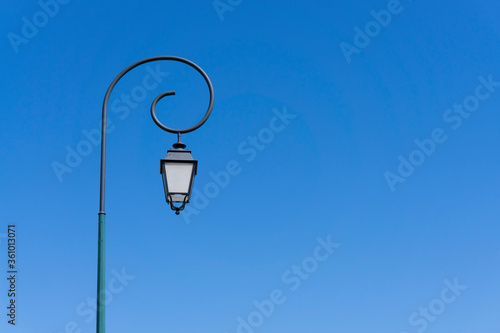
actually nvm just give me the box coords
[163,162,195,202]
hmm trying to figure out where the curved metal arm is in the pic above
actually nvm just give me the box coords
[99,55,214,214]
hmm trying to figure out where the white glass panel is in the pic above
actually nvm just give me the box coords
[164,162,193,194]
[170,194,187,203]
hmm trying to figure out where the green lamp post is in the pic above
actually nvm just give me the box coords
[97,56,214,332]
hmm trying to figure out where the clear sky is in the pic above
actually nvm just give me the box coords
[1,0,500,332]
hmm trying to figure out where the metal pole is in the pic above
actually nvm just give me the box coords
[96,212,105,333]
[96,57,165,333]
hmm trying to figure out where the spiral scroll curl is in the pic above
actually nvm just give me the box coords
[102,55,214,136]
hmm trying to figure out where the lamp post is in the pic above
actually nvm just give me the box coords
[97,56,214,333]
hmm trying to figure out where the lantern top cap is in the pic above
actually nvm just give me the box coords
[164,149,195,161]
[160,148,197,174]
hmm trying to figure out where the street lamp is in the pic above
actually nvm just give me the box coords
[160,136,197,214]
[96,56,214,333]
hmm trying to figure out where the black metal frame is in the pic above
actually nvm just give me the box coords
[160,151,198,215]
[167,194,189,215]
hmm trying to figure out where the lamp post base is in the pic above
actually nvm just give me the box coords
[96,212,106,333]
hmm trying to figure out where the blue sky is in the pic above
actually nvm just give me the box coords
[1,0,500,332]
